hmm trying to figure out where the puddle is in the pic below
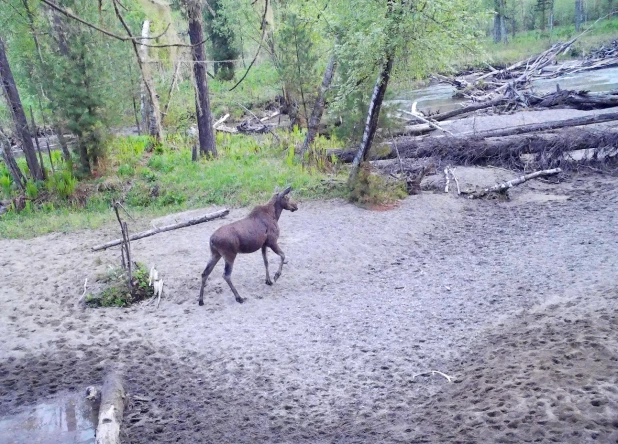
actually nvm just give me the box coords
[0,392,97,444]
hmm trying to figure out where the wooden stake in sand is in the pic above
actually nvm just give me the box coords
[92,209,229,251]
[95,371,125,444]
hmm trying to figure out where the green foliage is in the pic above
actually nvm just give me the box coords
[0,133,346,238]
[86,263,154,308]
[0,175,11,196]
[274,11,320,124]
[46,170,77,199]
[348,163,407,207]
[25,180,39,200]
[204,0,240,81]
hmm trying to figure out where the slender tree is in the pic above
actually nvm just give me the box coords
[301,50,337,155]
[0,36,44,181]
[186,0,216,157]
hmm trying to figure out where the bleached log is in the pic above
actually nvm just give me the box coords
[92,209,229,251]
[95,371,125,444]
[468,168,562,198]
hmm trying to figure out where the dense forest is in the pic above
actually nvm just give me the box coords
[0,0,617,236]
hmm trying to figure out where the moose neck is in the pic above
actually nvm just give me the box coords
[274,202,283,221]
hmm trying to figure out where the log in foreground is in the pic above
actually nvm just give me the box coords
[95,371,125,444]
[92,208,229,251]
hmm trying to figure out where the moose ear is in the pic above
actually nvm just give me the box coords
[274,186,280,195]
[281,186,292,196]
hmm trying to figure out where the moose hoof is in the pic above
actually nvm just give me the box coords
[265,279,273,286]
[236,297,246,304]
[198,300,204,306]
[274,273,281,282]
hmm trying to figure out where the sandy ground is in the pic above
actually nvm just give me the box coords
[1,170,617,443]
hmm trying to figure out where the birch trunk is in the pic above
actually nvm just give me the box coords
[139,21,159,137]
[301,52,337,154]
[348,51,395,185]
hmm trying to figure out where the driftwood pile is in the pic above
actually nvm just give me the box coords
[440,33,618,103]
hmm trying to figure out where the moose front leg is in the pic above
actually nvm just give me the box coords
[269,243,286,282]
[262,245,273,286]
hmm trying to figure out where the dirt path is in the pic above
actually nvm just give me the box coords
[1,172,617,443]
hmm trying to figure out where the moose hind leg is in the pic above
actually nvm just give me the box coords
[262,245,273,286]
[198,252,221,306]
[223,260,245,304]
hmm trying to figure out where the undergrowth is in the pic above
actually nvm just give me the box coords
[0,130,347,239]
[348,163,407,208]
[86,263,153,308]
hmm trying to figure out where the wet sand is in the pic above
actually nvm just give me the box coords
[1,171,617,443]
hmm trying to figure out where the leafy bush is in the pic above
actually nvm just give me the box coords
[46,170,77,199]
[0,175,11,196]
[348,163,407,207]
[86,263,154,307]
[25,181,39,200]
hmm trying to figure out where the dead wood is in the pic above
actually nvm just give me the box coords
[460,110,618,139]
[330,129,618,171]
[466,168,562,199]
[95,371,125,444]
[92,208,229,251]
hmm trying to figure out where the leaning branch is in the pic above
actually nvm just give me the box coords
[92,209,229,251]
[39,0,207,48]
[229,0,269,92]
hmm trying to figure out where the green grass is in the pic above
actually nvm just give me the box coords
[0,131,346,239]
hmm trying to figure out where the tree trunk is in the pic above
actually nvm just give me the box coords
[499,0,508,43]
[301,52,337,154]
[187,1,216,157]
[493,0,502,43]
[348,51,395,185]
[575,0,584,31]
[139,21,159,137]
[0,37,43,181]
[0,128,26,190]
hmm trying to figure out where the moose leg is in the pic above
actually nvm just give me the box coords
[223,257,245,304]
[270,243,286,282]
[262,246,273,286]
[198,251,221,306]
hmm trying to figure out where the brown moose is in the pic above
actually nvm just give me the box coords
[198,186,298,305]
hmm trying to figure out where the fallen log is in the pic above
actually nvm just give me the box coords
[330,128,618,170]
[92,208,229,251]
[95,371,125,444]
[466,168,562,199]
[428,97,509,122]
[460,110,618,139]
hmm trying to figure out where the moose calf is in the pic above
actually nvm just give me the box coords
[198,186,298,305]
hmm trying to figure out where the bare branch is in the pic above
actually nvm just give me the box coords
[39,0,207,48]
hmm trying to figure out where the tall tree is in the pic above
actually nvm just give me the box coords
[0,36,44,181]
[301,50,337,155]
[186,0,216,157]
[575,0,585,31]
[494,0,508,43]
